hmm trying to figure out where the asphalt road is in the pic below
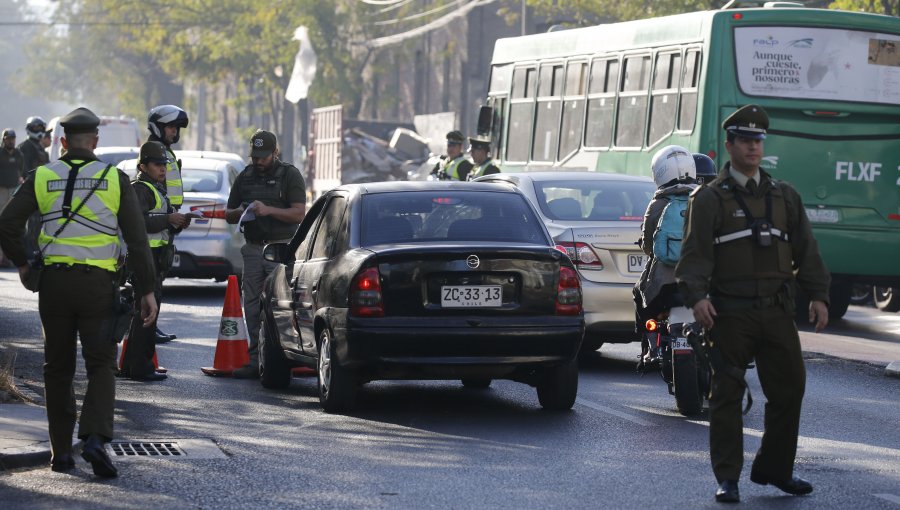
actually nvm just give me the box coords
[1,276,899,509]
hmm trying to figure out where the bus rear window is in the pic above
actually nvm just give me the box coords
[734,26,900,105]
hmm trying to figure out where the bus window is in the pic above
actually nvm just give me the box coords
[559,61,588,160]
[615,55,651,148]
[507,66,537,162]
[489,64,513,95]
[532,63,564,162]
[678,49,701,131]
[585,58,619,148]
[648,51,681,146]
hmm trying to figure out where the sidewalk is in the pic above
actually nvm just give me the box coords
[2,313,899,472]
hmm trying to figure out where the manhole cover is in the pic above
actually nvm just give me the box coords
[107,438,227,460]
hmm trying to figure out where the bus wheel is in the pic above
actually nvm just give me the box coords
[874,287,900,313]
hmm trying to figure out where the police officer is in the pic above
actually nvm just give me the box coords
[146,104,189,343]
[430,130,473,181]
[18,116,49,172]
[121,141,192,382]
[225,130,306,379]
[465,135,501,181]
[0,129,25,267]
[675,105,830,503]
[0,107,158,478]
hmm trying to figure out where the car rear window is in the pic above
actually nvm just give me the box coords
[534,179,654,221]
[361,191,547,245]
[183,170,223,192]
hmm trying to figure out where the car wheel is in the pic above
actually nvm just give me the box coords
[875,287,900,312]
[258,313,292,389]
[850,284,873,306]
[461,378,491,389]
[317,327,356,413]
[536,358,578,411]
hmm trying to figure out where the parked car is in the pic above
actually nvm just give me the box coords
[258,181,585,412]
[94,146,140,167]
[476,172,655,351]
[118,155,244,282]
[48,115,141,161]
[176,150,247,174]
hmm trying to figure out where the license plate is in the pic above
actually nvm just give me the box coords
[441,285,502,308]
[172,253,181,268]
[805,207,839,223]
[627,253,646,272]
[672,337,692,352]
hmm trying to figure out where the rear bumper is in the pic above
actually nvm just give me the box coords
[168,252,237,280]
[582,281,640,342]
[336,316,584,377]
[167,233,242,281]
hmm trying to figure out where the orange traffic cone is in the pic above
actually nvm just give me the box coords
[117,331,168,375]
[201,275,250,376]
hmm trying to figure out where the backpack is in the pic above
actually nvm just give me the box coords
[652,193,690,266]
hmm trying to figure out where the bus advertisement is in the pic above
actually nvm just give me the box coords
[478,3,900,318]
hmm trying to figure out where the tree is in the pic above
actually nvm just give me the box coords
[829,0,898,15]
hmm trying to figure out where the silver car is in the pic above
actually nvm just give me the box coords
[118,154,245,282]
[476,172,655,351]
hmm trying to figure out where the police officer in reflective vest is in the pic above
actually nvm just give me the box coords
[121,141,192,382]
[225,130,306,379]
[675,105,830,503]
[430,130,473,181]
[0,107,157,478]
[465,135,500,181]
[146,104,188,343]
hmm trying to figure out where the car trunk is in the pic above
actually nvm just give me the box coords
[372,244,563,317]
[181,192,221,236]
[552,224,645,284]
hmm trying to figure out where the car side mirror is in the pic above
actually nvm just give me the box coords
[262,242,289,264]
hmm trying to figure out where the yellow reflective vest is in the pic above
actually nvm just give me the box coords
[164,146,183,207]
[34,159,121,271]
[135,180,171,248]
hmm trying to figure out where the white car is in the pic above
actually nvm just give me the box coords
[476,171,655,351]
[48,116,142,161]
[119,154,244,282]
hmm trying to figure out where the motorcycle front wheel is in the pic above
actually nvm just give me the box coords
[673,353,703,416]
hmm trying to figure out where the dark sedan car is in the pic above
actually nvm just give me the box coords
[258,181,585,412]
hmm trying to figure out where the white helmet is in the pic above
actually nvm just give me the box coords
[650,145,695,187]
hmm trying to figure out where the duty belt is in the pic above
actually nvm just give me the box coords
[45,263,113,274]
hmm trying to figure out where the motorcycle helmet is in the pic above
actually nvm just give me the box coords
[650,145,695,187]
[25,116,47,140]
[147,105,189,144]
[692,153,718,184]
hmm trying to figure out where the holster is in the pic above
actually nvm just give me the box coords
[99,284,136,343]
[22,255,44,292]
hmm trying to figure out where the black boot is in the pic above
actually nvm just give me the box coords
[155,327,176,344]
[81,434,117,478]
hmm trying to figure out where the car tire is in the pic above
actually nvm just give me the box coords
[258,313,292,389]
[536,358,578,411]
[850,284,873,306]
[874,287,900,312]
[673,353,703,416]
[317,327,356,413]
[461,378,491,389]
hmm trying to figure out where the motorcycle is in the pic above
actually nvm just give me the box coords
[639,307,711,416]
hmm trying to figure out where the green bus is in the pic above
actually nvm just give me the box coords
[479,2,900,317]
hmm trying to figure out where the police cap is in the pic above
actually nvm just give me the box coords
[468,134,491,151]
[1,128,15,139]
[250,129,277,158]
[59,107,101,135]
[722,104,768,140]
[446,130,465,145]
[140,141,170,165]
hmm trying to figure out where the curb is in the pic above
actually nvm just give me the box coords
[886,361,900,379]
[0,443,51,471]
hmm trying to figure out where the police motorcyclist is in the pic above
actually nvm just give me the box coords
[18,116,50,172]
[146,105,189,343]
[430,130,473,181]
[693,153,718,185]
[634,145,697,369]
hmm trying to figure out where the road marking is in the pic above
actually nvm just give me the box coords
[576,397,656,427]
[874,494,900,505]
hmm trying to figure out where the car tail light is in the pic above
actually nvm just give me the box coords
[350,267,384,317]
[555,241,603,269]
[555,266,582,316]
[191,202,226,219]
